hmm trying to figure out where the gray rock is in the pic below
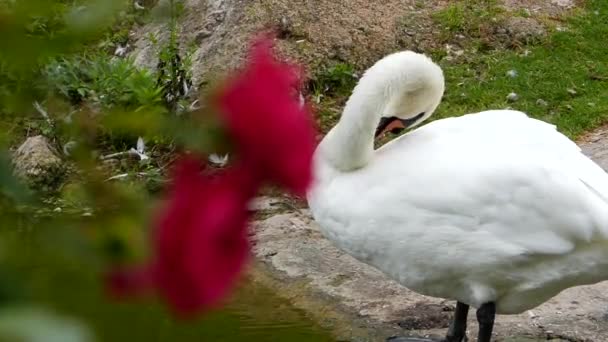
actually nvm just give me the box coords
[248,196,283,211]
[13,136,66,193]
[503,17,547,45]
[551,0,574,8]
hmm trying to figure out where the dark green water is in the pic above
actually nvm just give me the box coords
[30,270,335,341]
[2,215,335,341]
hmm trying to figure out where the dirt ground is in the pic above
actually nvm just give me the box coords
[130,0,577,87]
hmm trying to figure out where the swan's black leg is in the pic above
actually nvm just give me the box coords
[476,302,496,342]
[445,301,469,342]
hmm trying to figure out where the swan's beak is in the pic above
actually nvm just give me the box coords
[375,112,427,138]
[375,117,407,138]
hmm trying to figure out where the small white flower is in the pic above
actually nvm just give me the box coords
[129,137,150,161]
[136,137,145,154]
[114,45,128,57]
[506,69,518,78]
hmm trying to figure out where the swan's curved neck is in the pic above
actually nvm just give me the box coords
[318,82,386,171]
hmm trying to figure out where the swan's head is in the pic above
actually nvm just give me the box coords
[366,51,445,137]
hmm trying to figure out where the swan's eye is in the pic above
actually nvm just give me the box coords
[390,127,405,135]
[376,112,426,138]
[402,112,426,127]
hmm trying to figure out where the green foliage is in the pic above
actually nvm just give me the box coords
[45,55,163,109]
[0,1,239,338]
[0,307,93,342]
[0,0,127,114]
[0,152,32,205]
[97,2,151,53]
[154,0,193,111]
[310,63,358,98]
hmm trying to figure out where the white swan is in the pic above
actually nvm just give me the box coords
[307,51,608,342]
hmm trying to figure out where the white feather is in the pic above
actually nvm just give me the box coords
[208,153,229,167]
[136,137,145,154]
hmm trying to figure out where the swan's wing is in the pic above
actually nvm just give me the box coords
[338,110,608,258]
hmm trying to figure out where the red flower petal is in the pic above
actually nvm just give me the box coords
[218,35,317,196]
[151,156,258,317]
[106,155,259,318]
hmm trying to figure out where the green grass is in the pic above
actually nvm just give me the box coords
[314,0,608,140]
[434,0,608,139]
[309,63,358,131]
[309,62,358,98]
[432,0,503,39]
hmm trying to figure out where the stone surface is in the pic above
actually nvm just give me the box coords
[248,196,283,212]
[551,0,575,9]
[130,0,441,87]
[249,131,608,342]
[503,17,546,45]
[579,124,608,170]
[502,0,576,15]
[12,136,65,192]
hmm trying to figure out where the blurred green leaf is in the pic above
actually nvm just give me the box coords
[0,307,93,342]
[0,151,32,205]
[0,0,126,65]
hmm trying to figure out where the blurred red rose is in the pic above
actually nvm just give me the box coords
[218,35,316,196]
[106,34,317,318]
[152,156,257,317]
[107,155,258,317]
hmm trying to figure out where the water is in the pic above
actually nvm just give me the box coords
[30,269,335,341]
[1,213,335,341]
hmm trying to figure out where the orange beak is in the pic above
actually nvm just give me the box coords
[375,112,427,138]
[375,117,407,138]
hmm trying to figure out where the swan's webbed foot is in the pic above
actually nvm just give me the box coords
[476,302,496,342]
[445,301,469,342]
[389,301,496,342]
